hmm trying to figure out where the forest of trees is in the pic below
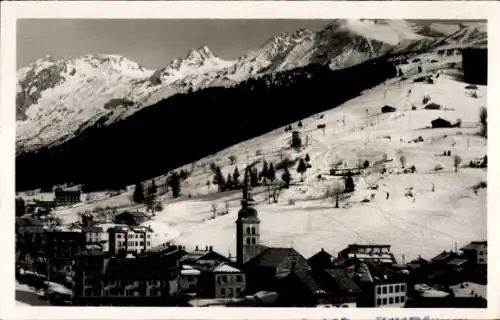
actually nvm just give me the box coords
[16,57,397,191]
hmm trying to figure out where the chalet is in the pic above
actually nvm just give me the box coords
[274,269,361,307]
[54,189,81,206]
[338,244,397,265]
[424,103,442,110]
[291,130,302,148]
[197,262,246,299]
[308,248,335,270]
[114,211,149,226]
[431,117,452,128]
[243,247,310,293]
[461,241,487,265]
[461,47,487,85]
[344,260,408,308]
[381,105,396,113]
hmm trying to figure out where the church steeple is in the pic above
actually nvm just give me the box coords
[236,166,260,266]
[241,166,255,209]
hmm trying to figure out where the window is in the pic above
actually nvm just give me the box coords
[236,287,241,294]
[389,286,393,293]
[395,296,400,304]
[400,284,405,292]
[246,227,250,234]
[382,286,387,294]
[395,285,400,293]
[221,275,227,283]
[389,297,393,304]
[251,227,256,235]
[251,238,256,245]
[140,241,144,246]
[382,298,387,305]
[246,238,250,245]
[220,288,226,296]
[377,287,381,295]
[376,298,382,306]
[236,275,243,282]
[401,296,406,303]
[147,241,151,246]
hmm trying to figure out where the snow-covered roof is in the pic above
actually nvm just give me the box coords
[212,263,241,273]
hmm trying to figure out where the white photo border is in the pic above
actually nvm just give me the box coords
[1,1,499,319]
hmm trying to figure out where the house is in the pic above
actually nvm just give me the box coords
[461,47,487,85]
[308,248,335,270]
[344,260,408,308]
[274,269,362,307]
[16,216,44,236]
[461,241,487,265]
[54,189,82,206]
[197,262,246,299]
[424,103,442,110]
[107,225,153,254]
[338,244,397,265]
[82,226,109,252]
[291,130,302,148]
[114,211,149,226]
[243,247,310,293]
[381,105,396,113]
[72,248,183,306]
[431,117,452,128]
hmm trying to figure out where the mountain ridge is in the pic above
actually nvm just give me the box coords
[16,20,486,154]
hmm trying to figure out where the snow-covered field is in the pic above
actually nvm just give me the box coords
[37,55,487,263]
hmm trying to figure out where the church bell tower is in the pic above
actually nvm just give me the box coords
[236,166,261,266]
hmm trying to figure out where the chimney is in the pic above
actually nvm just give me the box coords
[195,245,199,251]
[209,246,213,251]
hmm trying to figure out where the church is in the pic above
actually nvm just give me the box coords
[235,166,311,292]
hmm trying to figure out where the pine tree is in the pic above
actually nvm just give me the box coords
[298,121,303,128]
[297,158,307,181]
[305,154,310,162]
[226,173,233,190]
[168,172,181,198]
[282,166,291,188]
[233,166,240,187]
[268,163,276,182]
[133,182,145,203]
[213,167,226,192]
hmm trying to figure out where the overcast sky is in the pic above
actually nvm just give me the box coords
[17,19,484,70]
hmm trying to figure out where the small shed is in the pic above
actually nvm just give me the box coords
[431,117,452,128]
[291,130,302,148]
[114,211,149,226]
[381,105,396,113]
[424,103,442,110]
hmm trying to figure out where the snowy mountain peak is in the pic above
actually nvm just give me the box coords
[186,45,216,61]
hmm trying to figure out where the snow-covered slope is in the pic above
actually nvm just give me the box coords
[16,20,486,154]
[46,54,486,263]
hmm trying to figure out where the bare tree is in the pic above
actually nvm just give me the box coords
[454,154,462,173]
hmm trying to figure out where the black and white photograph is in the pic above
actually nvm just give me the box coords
[1,2,498,319]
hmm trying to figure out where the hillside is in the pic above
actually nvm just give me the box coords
[33,50,487,263]
[16,58,397,191]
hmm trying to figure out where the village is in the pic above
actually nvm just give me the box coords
[15,46,487,308]
[15,169,487,307]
